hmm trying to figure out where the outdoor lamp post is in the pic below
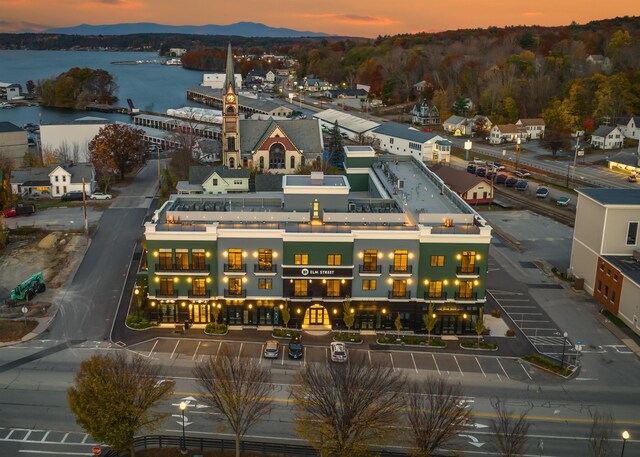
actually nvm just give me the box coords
[464,140,472,161]
[179,401,187,454]
[621,430,630,457]
[515,137,522,170]
[560,331,568,372]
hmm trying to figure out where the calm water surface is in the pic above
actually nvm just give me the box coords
[0,50,207,125]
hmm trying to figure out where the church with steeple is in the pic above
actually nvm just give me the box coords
[220,43,323,172]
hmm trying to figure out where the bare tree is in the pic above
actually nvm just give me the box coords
[406,376,473,456]
[193,347,273,457]
[587,411,614,457]
[291,352,405,457]
[488,398,530,457]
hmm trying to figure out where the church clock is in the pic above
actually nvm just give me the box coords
[226,94,235,103]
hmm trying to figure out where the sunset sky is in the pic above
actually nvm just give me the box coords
[1,0,637,37]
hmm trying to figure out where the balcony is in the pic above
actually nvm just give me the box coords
[389,265,413,275]
[424,291,448,301]
[156,290,178,298]
[455,292,478,301]
[359,264,382,274]
[224,289,246,298]
[388,290,412,299]
[188,290,211,299]
[154,263,210,274]
[456,266,480,277]
[224,263,247,274]
[322,294,345,300]
[289,291,312,299]
[254,264,278,274]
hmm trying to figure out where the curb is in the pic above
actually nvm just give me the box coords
[0,303,60,348]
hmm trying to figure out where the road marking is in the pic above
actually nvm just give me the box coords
[496,373,503,383]
[453,355,463,376]
[6,430,16,439]
[238,342,243,361]
[40,432,49,442]
[519,361,533,380]
[410,353,418,374]
[60,433,69,444]
[432,354,441,375]
[148,340,158,358]
[81,434,89,444]
[215,341,221,361]
[368,350,372,366]
[303,347,307,367]
[475,357,486,377]
[389,353,395,372]
[18,451,93,455]
[192,341,201,361]
[23,430,32,441]
[496,359,509,378]
[281,346,285,366]
[170,341,180,359]
[325,347,328,364]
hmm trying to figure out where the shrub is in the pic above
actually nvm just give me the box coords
[272,328,300,339]
[205,323,228,335]
[9,226,45,236]
[461,340,497,350]
[377,335,446,347]
[505,328,516,337]
[490,308,501,318]
[523,354,571,376]
[333,333,363,343]
[126,314,156,329]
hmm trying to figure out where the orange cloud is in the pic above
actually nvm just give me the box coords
[0,20,49,33]
[300,13,395,26]
[78,0,141,9]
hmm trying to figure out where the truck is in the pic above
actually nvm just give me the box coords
[10,272,46,302]
[2,204,36,217]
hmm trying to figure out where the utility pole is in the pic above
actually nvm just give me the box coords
[157,147,161,193]
[82,178,88,237]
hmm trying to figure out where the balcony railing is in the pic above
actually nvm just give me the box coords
[156,290,178,298]
[155,263,210,272]
[254,264,277,273]
[424,291,448,300]
[389,265,413,274]
[455,292,478,301]
[388,290,412,299]
[359,264,382,274]
[289,291,312,298]
[224,263,247,273]
[456,266,480,276]
[224,289,246,298]
[188,290,211,298]
[322,294,345,300]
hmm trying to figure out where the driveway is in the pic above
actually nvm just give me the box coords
[1,206,103,231]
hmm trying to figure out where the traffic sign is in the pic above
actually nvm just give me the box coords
[92,447,101,455]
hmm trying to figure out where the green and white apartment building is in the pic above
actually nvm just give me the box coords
[140,146,493,335]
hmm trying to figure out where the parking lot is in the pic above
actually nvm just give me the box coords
[127,337,553,383]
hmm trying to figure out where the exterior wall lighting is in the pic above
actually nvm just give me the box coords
[387,278,393,284]
[432,313,436,318]
[242,277,248,283]
[389,252,394,259]
[358,252,363,259]
[248,304,253,309]
[151,301,156,307]
[341,279,346,284]
[134,288,139,295]
[242,251,248,258]
[474,280,479,286]
[407,279,412,285]
[223,277,228,283]
[456,254,462,260]
[223,251,228,257]
[296,308,302,314]
[181,302,186,307]
[217,303,222,309]
[463,313,468,319]
[205,251,211,258]
[333,308,338,314]
[408,252,414,259]
[273,251,278,258]
[476,254,481,260]
[382,308,387,314]
[279,304,284,310]
[187,277,192,283]
[454,279,459,285]
[424,279,429,285]
[153,251,159,257]
[322,279,327,284]
[154,277,160,283]
[174,277,179,283]
[443,279,449,286]
[378,252,383,259]
[253,251,258,257]
[350,308,355,314]
[206,278,211,283]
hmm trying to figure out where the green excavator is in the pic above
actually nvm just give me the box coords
[10,272,46,302]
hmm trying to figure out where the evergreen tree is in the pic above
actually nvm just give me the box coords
[327,121,344,167]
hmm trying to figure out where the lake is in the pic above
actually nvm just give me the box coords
[0,50,209,126]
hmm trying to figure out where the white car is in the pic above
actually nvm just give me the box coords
[513,170,531,179]
[330,342,348,363]
[263,340,280,359]
[90,192,112,200]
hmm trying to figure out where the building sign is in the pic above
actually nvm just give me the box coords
[282,266,353,279]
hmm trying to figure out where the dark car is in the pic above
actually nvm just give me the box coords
[485,171,494,181]
[495,174,508,184]
[475,167,486,177]
[536,187,549,198]
[288,335,303,359]
[505,177,518,188]
[466,164,476,173]
[515,180,529,191]
[61,191,84,201]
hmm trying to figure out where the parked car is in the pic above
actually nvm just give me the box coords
[485,171,494,181]
[61,191,84,201]
[514,170,531,179]
[263,340,280,359]
[491,161,506,171]
[515,180,529,191]
[330,342,348,363]
[476,167,486,177]
[536,187,549,198]
[2,204,36,217]
[495,174,508,184]
[90,192,112,200]
[628,174,637,183]
[288,335,303,359]
[466,164,476,173]
[505,177,518,188]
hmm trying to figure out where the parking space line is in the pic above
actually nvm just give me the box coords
[81,434,89,444]
[519,361,533,380]
[304,347,307,366]
[475,357,486,377]
[215,341,221,361]
[23,431,32,441]
[325,347,328,364]
[238,343,244,361]
[40,432,49,442]
[453,355,463,376]
[389,353,395,372]
[368,350,372,366]
[148,340,159,358]
[281,347,285,366]
[170,341,180,359]
[259,343,264,363]
[497,359,509,378]
[192,341,201,361]
[5,430,14,439]
[60,433,69,443]
[496,373,503,383]
[432,354,441,375]
[411,353,418,374]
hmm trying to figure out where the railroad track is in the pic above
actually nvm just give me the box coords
[493,187,576,227]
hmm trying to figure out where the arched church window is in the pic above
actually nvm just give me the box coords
[269,143,285,169]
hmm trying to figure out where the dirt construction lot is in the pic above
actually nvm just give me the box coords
[0,231,87,303]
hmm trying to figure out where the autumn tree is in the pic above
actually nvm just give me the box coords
[475,307,486,346]
[488,398,531,457]
[423,303,437,343]
[37,67,117,109]
[88,123,146,180]
[406,376,473,456]
[342,300,354,334]
[0,157,16,210]
[194,348,273,457]
[292,352,405,457]
[67,352,175,457]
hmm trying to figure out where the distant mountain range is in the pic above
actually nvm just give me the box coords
[43,22,329,38]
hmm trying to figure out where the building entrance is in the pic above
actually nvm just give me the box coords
[303,304,330,329]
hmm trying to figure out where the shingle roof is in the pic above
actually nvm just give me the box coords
[214,166,250,179]
[578,188,640,206]
[518,118,545,126]
[239,119,323,154]
[592,125,617,138]
[188,165,250,185]
[11,167,50,183]
[443,115,467,125]
[429,164,488,194]
[0,121,23,133]
[494,124,521,134]
[326,89,367,97]
[53,163,95,184]
[607,151,640,168]
[255,174,283,192]
[372,122,439,143]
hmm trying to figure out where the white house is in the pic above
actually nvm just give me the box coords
[11,163,96,197]
[304,78,332,92]
[371,122,449,163]
[516,118,546,139]
[617,116,640,140]
[0,82,21,101]
[443,115,473,136]
[176,165,250,194]
[489,124,525,145]
[412,102,440,126]
[169,48,187,57]
[586,55,612,71]
[246,70,276,83]
[202,73,243,89]
[591,125,624,150]
[40,116,111,163]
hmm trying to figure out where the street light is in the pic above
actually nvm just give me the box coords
[560,331,568,373]
[621,430,630,457]
[515,137,521,170]
[464,140,472,162]
[179,401,187,454]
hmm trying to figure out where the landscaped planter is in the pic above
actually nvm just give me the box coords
[333,333,363,344]
[204,324,229,336]
[272,329,301,340]
[522,354,575,378]
[460,342,498,352]
[376,336,447,348]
